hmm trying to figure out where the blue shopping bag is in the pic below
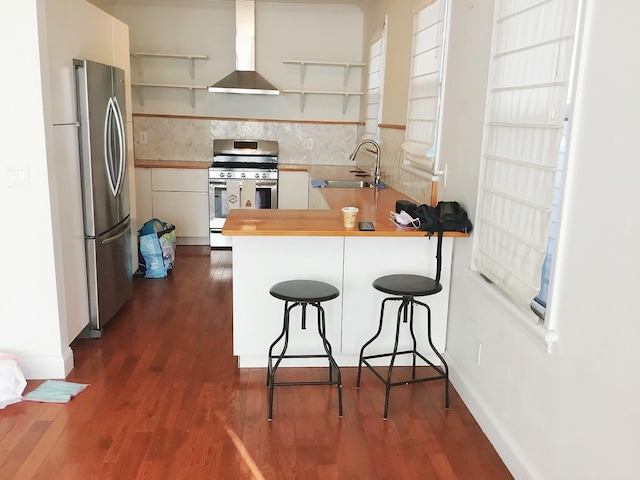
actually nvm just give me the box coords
[136,218,176,278]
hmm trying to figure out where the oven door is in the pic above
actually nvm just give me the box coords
[209,179,278,247]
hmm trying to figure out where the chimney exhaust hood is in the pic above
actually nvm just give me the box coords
[208,0,280,95]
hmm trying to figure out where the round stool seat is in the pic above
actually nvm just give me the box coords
[372,274,442,297]
[270,280,340,303]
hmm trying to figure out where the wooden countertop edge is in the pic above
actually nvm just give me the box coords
[135,159,210,169]
[223,228,468,237]
[223,209,469,238]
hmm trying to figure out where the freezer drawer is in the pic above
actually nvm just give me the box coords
[85,217,133,335]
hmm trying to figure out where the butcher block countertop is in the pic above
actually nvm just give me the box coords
[224,165,468,237]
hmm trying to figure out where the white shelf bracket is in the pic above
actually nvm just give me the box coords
[189,87,196,109]
[299,63,307,88]
[136,85,145,107]
[343,65,350,88]
[188,57,196,80]
[299,92,307,113]
[135,56,144,82]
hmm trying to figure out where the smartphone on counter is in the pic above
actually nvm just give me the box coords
[358,221,375,231]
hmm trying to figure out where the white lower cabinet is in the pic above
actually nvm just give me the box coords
[231,235,453,367]
[278,170,309,209]
[152,190,209,241]
[135,167,209,245]
[308,183,329,209]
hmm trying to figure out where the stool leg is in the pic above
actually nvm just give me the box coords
[383,298,408,419]
[357,297,392,388]
[268,302,294,421]
[408,299,418,380]
[424,302,450,410]
[267,300,289,388]
[315,302,333,383]
[317,304,343,418]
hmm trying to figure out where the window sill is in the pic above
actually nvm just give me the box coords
[464,268,558,353]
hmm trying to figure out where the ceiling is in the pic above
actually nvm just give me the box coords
[110,0,372,6]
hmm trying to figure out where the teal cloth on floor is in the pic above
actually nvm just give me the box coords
[23,380,89,403]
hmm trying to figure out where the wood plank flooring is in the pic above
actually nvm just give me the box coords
[0,246,512,480]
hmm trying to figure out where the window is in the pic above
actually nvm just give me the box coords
[531,118,568,319]
[363,22,387,142]
[471,0,583,318]
[401,0,447,179]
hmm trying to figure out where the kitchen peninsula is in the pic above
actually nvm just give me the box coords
[224,171,467,369]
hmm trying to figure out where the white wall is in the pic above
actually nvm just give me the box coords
[114,1,364,121]
[0,1,72,378]
[440,1,640,479]
[0,0,133,378]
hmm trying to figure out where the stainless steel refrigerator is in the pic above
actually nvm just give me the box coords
[74,59,132,338]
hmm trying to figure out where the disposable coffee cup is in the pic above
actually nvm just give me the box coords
[342,206,359,228]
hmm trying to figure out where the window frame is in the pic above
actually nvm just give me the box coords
[470,0,584,329]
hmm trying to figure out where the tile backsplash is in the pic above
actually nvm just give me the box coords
[133,115,358,165]
[133,115,432,204]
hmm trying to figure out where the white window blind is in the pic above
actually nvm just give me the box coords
[402,0,446,178]
[364,27,386,141]
[472,0,580,311]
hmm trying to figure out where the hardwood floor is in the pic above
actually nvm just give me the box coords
[0,246,512,480]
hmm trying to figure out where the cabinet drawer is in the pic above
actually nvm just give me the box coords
[152,168,208,192]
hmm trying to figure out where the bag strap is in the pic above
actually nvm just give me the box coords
[427,223,444,283]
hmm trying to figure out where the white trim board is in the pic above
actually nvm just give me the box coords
[446,352,540,480]
[18,348,74,380]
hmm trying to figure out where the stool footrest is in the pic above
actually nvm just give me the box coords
[269,353,333,360]
[272,380,341,387]
[361,358,446,387]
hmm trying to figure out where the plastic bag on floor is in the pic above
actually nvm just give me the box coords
[0,354,26,409]
[136,218,176,278]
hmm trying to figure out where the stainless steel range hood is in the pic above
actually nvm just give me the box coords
[208,0,280,95]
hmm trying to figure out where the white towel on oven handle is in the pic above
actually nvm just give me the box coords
[226,181,240,210]
[241,180,256,209]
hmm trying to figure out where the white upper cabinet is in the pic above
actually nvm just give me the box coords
[44,0,75,124]
[112,18,132,123]
[46,0,131,124]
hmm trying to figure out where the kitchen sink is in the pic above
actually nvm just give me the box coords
[322,180,373,188]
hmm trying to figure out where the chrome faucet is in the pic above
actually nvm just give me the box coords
[349,140,381,186]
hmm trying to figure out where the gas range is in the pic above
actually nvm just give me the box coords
[208,139,279,248]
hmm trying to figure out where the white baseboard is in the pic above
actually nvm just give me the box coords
[445,352,538,480]
[19,347,74,380]
[237,353,444,368]
[176,236,208,246]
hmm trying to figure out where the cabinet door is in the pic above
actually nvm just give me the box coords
[308,184,329,209]
[52,124,90,342]
[232,236,344,363]
[278,170,309,209]
[70,0,115,67]
[341,237,453,364]
[152,191,209,239]
[45,0,75,124]
[135,168,152,229]
[112,18,132,123]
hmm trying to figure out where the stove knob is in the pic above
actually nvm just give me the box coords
[226,172,232,178]
[219,172,224,178]
[241,173,246,178]
[255,173,260,179]
[262,173,267,179]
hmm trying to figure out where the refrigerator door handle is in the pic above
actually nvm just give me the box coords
[112,95,126,197]
[101,226,129,245]
[104,97,118,197]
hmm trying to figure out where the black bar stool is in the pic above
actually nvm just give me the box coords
[356,231,449,419]
[266,279,342,421]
